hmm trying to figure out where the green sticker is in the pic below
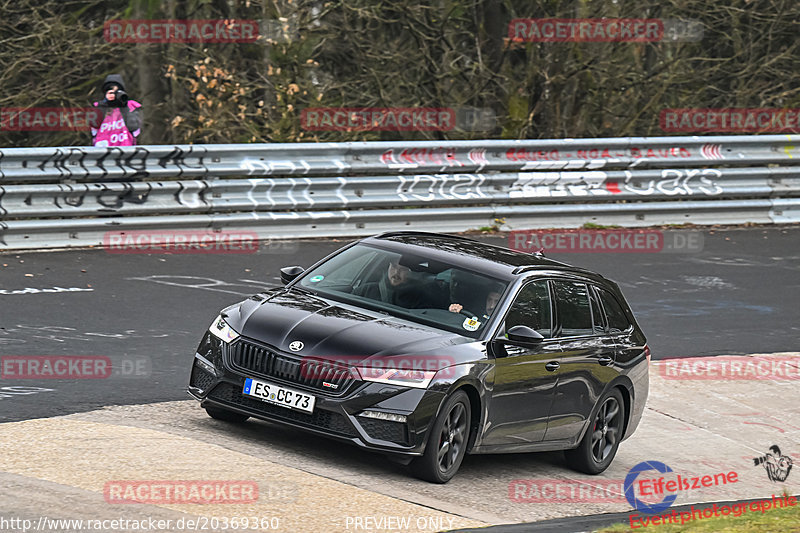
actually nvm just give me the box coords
[309,275,324,283]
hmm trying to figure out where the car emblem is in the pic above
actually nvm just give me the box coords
[288,341,304,352]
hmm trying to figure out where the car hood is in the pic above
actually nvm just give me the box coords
[222,289,476,366]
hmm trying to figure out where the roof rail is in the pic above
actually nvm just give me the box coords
[511,261,593,275]
[374,231,478,242]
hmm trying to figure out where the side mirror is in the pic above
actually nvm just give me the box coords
[504,325,544,346]
[280,266,305,285]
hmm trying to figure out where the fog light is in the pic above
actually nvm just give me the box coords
[359,410,407,423]
[195,354,217,375]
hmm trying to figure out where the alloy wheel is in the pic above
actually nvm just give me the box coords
[591,396,621,463]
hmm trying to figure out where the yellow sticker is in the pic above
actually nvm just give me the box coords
[462,316,481,331]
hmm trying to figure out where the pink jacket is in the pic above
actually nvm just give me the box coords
[91,100,142,147]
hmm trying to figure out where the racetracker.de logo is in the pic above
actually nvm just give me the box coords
[660,108,800,133]
[508,229,703,254]
[103,231,259,254]
[1,356,112,379]
[104,19,259,43]
[508,479,627,503]
[657,356,800,380]
[0,108,102,131]
[103,480,258,504]
[301,108,456,132]
[298,355,457,381]
[509,18,664,42]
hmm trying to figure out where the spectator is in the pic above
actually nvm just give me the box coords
[90,74,142,146]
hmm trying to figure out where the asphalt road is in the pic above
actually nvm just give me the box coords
[1,226,798,422]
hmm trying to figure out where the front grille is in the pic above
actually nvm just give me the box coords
[228,339,357,395]
[357,417,409,445]
[190,362,216,392]
[208,382,356,437]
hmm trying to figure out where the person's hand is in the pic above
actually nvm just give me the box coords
[448,303,463,313]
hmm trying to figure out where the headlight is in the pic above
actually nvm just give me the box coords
[357,367,436,389]
[208,315,240,343]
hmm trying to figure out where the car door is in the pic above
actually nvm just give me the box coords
[482,279,566,447]
[543,280,618,443]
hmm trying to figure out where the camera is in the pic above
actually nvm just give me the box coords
[753,455,769,466]
[115,89,129,105]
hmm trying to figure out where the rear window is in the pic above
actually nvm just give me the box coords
[598,289,631,333]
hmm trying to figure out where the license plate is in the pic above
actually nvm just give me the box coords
[242,377,316,414]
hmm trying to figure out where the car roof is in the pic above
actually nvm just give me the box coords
[361,231,606,281]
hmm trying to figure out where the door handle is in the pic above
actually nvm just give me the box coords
[545,361,560,372]
[598,356,614,366]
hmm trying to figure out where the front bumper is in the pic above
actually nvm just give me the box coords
[188,335,444,456]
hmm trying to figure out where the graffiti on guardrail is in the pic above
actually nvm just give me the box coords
[240,158,317,175]
[0,137,797,185]
[506,146,694,168]
[509,168,723,198]
[0,145,213,181]
[396,174,489,202]
[0,167,742,222]
[375,145,702,172]
[380,148,462,168]
[0,136,799,249]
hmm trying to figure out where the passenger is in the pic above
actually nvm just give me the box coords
[449,281,504,319]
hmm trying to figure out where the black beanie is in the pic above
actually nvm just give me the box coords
[102,74,126,92]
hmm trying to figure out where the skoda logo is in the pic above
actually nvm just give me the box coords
[288,341,304,352]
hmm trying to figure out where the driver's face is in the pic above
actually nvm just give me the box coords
[387,261,410,287]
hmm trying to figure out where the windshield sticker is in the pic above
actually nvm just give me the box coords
[309,275,324,283]
[462,316,481,331]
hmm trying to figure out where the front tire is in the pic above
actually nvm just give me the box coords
[564,388,625,475]
[411,390,471,483]
[205,406,250,423]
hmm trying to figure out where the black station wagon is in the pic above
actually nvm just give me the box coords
[189,232,649,482]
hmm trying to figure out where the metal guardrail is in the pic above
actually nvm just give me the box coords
[1,136,799,249]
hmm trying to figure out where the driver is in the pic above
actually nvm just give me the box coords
[355,257,427,308]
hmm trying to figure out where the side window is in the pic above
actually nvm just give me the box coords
[553,281,593,337]
[599,289,631,333]
[504,280,552,338]
[589,286,606,334]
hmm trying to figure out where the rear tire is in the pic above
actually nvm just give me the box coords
[564,388,625,475]
[205,406,250,423]
[411,390,471,483]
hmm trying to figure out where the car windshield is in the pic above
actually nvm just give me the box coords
[297,244,508,338]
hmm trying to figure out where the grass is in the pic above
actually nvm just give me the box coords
[469,218,506,234]
[582,222,623,229]
[598,496,800,532]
